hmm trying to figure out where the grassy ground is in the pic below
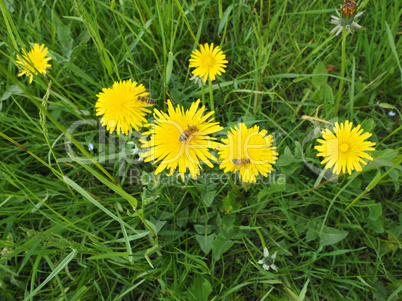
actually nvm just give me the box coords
[1,0,401,300]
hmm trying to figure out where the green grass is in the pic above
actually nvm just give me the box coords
[1,0,401,300]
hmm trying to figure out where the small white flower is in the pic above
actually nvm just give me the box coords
[88,142,94,151]
[189,74,206,88]
[388,111,396,117]
[329,4,364,36]
[257,247,278,272]
[127,140,140,155]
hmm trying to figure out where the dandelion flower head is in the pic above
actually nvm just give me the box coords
[329,0,364,36]
[315,120,376,175]
[218,123,278,183]
[95,79,154,135]
[140,100,223,179]
[16,43,52,84]
[189,43,228,83]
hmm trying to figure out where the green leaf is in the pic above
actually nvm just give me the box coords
[67,159,138,208]
[141,189,160,206]
[368,203,382,221]
[306,221,319,242]
[266,181,287,194]
[175,248,210,274]
[194,224,215,235]
[385,21,402,85]
[386,282,402,301]
[319,226,348,246]
[323,247,366,256]
[195,234,215,255]
[177,207,189,228]
[360,118,374,133]
[320,84,334,104]
[379,103,397,110]
[221,191,239,214]
[54,14,73,61]
[218,5,233,34]
[297,279,310,301]
[366,171,382,191]
[212,235,234,261]
[294,141,303,159]
[201,189,217,207]
[23,250,77,301]
[165,51,174,85]
[63,176,137,233]
[1,84,24,101]
[88,252,129,260]
[389,169,400,192]
[366,219,384,233]
[187,276,212,301]
[276,147,295,166]
[280,161,303,177]
[312,61,328,89]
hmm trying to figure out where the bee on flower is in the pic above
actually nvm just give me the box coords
[218,123,278,183]
[329,0,365,36]
[140,100,222,180]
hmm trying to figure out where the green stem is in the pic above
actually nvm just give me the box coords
[228,175,240,195]
[255,228,266,249]
[208,79,215,113]
[350,57,355,120]
[201,84,205,107]
[334,29,347,118]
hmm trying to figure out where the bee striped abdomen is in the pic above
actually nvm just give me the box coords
[232,158,251,166]
[138,96,156,104]
[180,126,198,142]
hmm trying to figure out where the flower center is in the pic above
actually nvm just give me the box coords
[203,55,215,68]
[263,258,273,265]
[339,143,350,153]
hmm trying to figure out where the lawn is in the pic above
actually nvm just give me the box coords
[0,0,401,300]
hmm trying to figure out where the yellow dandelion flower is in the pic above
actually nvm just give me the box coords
[218,123,278,183]
[95,79,153,135]
[16,43,52,84]
[140,99,223,179]
[315,120,376,175]
[189,43,228,83]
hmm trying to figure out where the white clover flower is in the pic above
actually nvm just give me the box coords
[189,74,206,88]
[257,247,278,272]
[329,4,364,36]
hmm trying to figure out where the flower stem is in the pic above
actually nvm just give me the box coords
[334,29,347,118]
[208,79,215,113]
[201,84,205,107]
[256,228,266,249]
[228,175,240,195]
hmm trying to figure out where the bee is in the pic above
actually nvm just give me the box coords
[180,125,198,142]
[232,158,251,166]
[342,0,356,17]
[138,96,156,105]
